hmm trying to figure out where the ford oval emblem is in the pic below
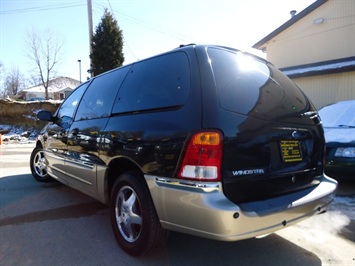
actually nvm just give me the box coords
[292,131,301,139]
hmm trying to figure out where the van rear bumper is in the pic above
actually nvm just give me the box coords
[146,175,337,241]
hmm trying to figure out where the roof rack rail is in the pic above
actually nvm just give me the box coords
[178,43,196,48]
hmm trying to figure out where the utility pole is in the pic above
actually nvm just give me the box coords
[87,0,93,78]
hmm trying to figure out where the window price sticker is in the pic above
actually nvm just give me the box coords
[280,140,303,162]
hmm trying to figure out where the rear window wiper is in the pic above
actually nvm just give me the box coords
[338,125,355,128]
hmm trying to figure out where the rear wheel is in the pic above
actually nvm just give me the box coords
[30,147,52,182]
[110,171,168,256]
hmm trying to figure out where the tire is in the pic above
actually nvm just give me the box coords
[110,171,168,256]
[30,147,52,182]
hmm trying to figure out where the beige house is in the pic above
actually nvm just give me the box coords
[253,0,355,109]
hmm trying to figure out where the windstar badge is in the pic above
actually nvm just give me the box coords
[232,169,265,176]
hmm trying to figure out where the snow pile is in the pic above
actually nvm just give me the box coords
[0,98,60,144]
[0,124,37,143]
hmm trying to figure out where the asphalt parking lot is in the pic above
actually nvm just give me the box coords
[1,142,354,265]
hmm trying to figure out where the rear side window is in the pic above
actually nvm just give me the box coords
[112,52,190,114]
[207,48,308,119]
[75,66,130,121]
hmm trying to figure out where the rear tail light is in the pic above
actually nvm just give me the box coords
[177,131,223,181]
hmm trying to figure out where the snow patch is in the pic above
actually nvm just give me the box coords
[296,210,351,244]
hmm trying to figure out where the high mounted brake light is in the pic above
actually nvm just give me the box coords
[178,131,223,181]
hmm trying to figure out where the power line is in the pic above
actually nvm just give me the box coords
[92,2,191,42]
[107,0,113,14]
[0,2,85,15]
[92,2,137,61]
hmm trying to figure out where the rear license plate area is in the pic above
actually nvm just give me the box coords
[280,140,303,162]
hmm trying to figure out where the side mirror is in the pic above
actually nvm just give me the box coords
[37,110,53,122]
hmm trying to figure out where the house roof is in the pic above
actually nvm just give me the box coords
[23,77,80,93]
[280,56,355,78]
[253,0,328,49]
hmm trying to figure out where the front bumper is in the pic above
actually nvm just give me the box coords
[146,174,337,241]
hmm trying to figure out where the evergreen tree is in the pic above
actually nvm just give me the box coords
[90,9,124,76]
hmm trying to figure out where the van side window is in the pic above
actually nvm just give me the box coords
[56,82,89,128]
[75,66,130,121]
[112,52,190,114]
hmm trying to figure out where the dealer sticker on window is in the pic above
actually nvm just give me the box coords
[280,140,303,162]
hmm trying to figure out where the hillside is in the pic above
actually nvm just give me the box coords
[0,99,61,138]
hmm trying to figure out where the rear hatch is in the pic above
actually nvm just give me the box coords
[204,47,324,203]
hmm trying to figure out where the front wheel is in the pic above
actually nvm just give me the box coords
[30,147,52,182]
[110,171,168,256]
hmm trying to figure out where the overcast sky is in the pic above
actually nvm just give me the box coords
[1,0,315,83]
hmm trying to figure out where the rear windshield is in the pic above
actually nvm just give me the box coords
[207,47,309,120]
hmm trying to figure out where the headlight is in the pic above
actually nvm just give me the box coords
[334,147,355,158]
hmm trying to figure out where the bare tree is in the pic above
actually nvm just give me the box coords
[25,28,64,100]
[4,67,25,97]
[0,62,5,98]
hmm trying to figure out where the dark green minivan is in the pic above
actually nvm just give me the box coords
[31,44,337,256]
